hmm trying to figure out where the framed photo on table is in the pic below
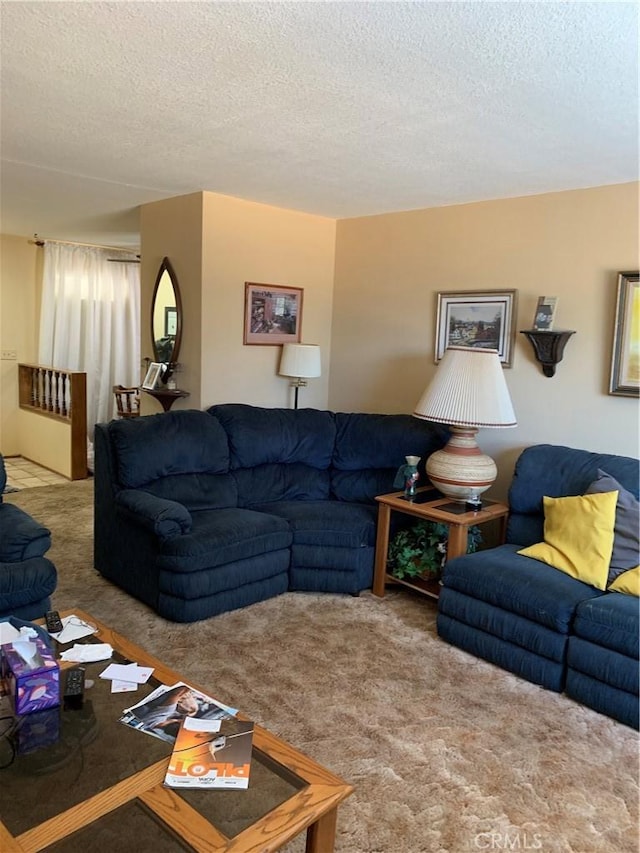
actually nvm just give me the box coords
[609,271,639,397]
[244,282,303,345]
[142,362,163,390]
[435,289,517,367]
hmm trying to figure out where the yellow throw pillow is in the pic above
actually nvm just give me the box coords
[518,491,618,590]
[608,566,640,596]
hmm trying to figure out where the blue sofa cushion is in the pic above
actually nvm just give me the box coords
[255,500,377,548]
[331,413,448,502]
[442,544,604,633]
[572,593,640,659]
[437,612,567,692]
[116,490,193,539]
[232,464,330,508]
[209,404,336,469]
[0,504,52,561]
[506,445,640,546]
[567,636,639,695]
[156,508,292,571]
[438,587,569,662]
[565,669,639,729]
[110,410,231,489]
[0,557,57,615]
[143,472,237,512]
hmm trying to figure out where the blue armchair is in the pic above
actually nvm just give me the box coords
[0,456,57,620]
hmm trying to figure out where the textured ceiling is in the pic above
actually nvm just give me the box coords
[1,1,638,249]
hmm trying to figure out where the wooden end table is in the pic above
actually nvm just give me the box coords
[372,488,509,600]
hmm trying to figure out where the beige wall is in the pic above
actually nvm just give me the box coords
[0,235,40,454]
[140,192,204,414]
[330,182,640,498]
[3,183,639,492]
[141,191,336,412]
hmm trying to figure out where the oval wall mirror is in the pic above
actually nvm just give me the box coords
[151,257,183,366]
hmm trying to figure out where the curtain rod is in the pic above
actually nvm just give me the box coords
[29,234,139,254]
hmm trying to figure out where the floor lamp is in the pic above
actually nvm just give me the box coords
[278,344,321,409]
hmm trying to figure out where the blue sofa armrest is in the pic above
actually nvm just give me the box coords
[0,504,51,561]
[116,489,193,539]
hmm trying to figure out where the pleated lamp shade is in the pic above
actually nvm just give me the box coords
[414,347,516,428]
[413,347,517,503]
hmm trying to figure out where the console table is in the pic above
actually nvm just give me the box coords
[372,488,509,601]
[142,388,189,412]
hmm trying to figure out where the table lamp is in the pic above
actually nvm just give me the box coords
[413,346,517,505]
[278,344,321,409]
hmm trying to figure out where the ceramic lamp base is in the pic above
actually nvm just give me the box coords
[426,427,497,503]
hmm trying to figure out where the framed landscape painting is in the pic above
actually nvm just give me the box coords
[609,271,639,397]
[244,282,303,345]
[435,289,517,367]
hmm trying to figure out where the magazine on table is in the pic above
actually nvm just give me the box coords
[119,681,238,744]
[164,717,255,789]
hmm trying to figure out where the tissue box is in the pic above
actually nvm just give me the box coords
[15,707,60,754]
[3,638,60,715]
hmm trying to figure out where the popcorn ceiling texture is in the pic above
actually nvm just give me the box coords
[7,479,639,853]
[1,2,637,245]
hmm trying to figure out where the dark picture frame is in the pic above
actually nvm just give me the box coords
[435,289,518,367]
[609,271,639,397]
[244,282,303,345]
[164,307,177,338]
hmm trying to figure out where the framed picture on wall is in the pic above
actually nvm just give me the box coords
[165,307,178,337]
[609,270,639,397]
[434,289,518,367]
[243,282,303,345]
[142,362,164,390]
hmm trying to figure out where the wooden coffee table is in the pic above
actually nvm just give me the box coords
[0,609,353,852]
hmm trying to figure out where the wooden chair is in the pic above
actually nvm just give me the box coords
[113,385,140,419]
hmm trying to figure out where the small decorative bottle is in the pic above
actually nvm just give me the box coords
[394,455,421,499]
[403,455,421,498]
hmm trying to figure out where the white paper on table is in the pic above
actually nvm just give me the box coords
[99,663,153,684]
[59,642,113,663]
[111,679,139,693]
[49,615,96,643]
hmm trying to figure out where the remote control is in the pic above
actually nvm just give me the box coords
[64,667,85,710]
[45,610,64,634]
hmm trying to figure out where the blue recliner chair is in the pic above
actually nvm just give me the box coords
[0,455,57,620]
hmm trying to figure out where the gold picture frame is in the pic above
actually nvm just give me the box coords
[609,271,639,397]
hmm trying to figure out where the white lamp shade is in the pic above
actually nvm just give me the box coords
[279,344,321,379]
[413,347,516,428]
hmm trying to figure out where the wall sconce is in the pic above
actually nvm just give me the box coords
[278,343,321,409]
[520,330,576,377]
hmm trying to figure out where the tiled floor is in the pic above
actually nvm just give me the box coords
[3,456,69,491]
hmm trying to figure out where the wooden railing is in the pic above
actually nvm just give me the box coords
[18,364,88,480]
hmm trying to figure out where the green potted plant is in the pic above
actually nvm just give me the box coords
[387,521,482,581]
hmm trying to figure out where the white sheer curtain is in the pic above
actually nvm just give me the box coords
[39,242,140,439]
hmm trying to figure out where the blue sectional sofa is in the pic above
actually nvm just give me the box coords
[437,444,639,728]
[94,404,448,623]
[0,455,58,621]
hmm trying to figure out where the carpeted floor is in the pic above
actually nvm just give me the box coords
[6,481,639,853]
